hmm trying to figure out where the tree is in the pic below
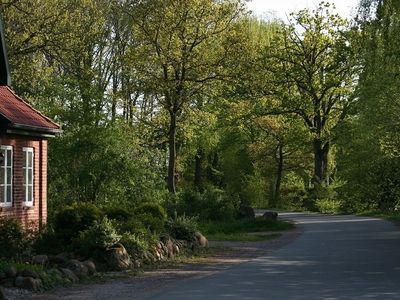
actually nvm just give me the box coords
[126,0,245,194]
[263,2,357,184]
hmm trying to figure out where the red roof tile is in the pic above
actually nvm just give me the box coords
[0,85,60,132]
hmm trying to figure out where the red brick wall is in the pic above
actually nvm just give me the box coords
[0,134,48,229]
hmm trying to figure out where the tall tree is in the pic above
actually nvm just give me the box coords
[126,0,245,193]
[263,3,357,184]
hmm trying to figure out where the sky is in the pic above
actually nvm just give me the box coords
[246,0,360,21]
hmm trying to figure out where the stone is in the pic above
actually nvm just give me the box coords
[59,268,79,283]
[166,239,175,258]
[32,255,48,266]
[238,206,255,219]
[18,269,39,279]
[105,243,131,271]
[261,211,278,221]
[48,254,68,266]
[194,231,208,248]
[14,276,42,290]
[82,260,96,275]
[0,286,5,300]
[4,267,17,278]
[174,244,180,256]
[65,259,88,279]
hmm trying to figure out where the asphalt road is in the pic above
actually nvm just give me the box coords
[149,212,400,300]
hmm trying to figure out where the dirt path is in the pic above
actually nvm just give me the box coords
[6,222,301,300]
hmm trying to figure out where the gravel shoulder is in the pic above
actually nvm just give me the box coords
[6,221,301,300]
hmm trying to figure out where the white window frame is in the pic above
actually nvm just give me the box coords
[0,145,13,207]
[23,147,34,206]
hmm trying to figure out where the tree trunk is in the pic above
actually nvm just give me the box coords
[313,139,329,184]
[274,144,284,207]
[167,111,177,194]
[194,148,204,192]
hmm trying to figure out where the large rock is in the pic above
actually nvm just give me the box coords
[261,211,278,221]
[14,276,42,290]
[238,206,255,219]
[82,260,96,275]
[32,255,48,266]
[165,239,175,258]
[105,243,131,271]
[59,268,79,283]
[194,231,208,248]
[65,260,88,279]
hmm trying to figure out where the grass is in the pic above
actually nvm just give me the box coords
[358,210,400,223]
[199,217,294,242]
[206,232,281,242]
[200,217,294,234]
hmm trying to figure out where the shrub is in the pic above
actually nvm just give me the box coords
[177,188,240,221]
[134,203,167,233]
[117,218,147,235]
[32,226,65,255]
[53,203,103,243]
[315,199,343,214]
[120,233,153,257]
[166,216,198,242]
[74,217,121,258]
[104,206,133,222]
[0,218,28,259]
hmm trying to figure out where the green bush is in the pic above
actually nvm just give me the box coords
[32,226,64,255]
[166,216,198,242]
[104,206,134,222]
[315,199,343,214]
[134,203,167,233]
[120,233,153,257]
[177,188,240,221]
[74,217,121,258]
[53,203,103,243]
[0,218,28,259]
[117,218,147,235]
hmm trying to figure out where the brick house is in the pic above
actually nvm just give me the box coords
[0,19,60,228]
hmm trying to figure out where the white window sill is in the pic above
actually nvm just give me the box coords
[23,203,34,209]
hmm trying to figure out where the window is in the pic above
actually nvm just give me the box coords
[23,147,34,206]
[0,146,13,207]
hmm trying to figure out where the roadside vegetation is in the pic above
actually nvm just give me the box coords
[1,0,400,293]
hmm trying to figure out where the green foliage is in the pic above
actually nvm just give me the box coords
[134,203,168,233]
[315,199,343,214]
[74,218,121,258]
[104,206,134,222]
[177,188,240,221]
[0,218,28,259]
[120,233,154,257]
[53,203,102,243]
[32,226,65,255]
[200,218,294,236]
[165,216,199,242]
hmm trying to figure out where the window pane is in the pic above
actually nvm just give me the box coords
[28,169,33,184]
[23,169,26,185]
[6,150,11,167]
[0,168,4,185]
[0,150,4,167]
[6,187,11,203]
[28,152,33,168]
[0,186,3,203]
[28,187,32,203]
[23,151,26,166]
[6,169,11,185]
